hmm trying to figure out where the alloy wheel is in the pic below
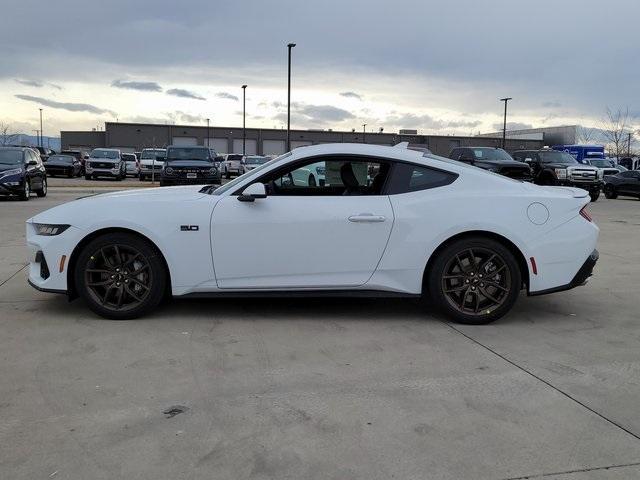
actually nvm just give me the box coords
[84,244,153,312]
[441,247,511,316]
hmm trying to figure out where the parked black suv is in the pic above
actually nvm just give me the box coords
[160,146,222,186]
[449,147,531,180]
[0,147,47,200]
[512,149,602,202]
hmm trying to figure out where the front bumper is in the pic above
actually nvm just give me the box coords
[26,223,84,294]
[86,167,121,178]
[0,180,25,195]
[529,250,598,296]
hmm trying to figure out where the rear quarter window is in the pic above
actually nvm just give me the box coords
[386,163,457,194]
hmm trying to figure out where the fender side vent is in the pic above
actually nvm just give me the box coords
[35,251,50,280]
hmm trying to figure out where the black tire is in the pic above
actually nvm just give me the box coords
[139,174,145,181]
[35,177,47,197]
[85,175,92,181]
[604,184,617,199]
[19,179,30,201]
[589,190,600,202]
[226,172,231,179]
[426,236,521,325]
[74,233,167,320]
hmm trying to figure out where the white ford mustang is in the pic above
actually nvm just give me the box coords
[26,143,599,324]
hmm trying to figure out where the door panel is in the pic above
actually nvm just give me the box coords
[211,195,394,289]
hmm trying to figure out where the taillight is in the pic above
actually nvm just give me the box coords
[580,205,593,222]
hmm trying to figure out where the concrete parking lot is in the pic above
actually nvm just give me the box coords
[1,186,640,480]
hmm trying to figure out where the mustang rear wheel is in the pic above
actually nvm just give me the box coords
[427,237,521,324]
[74,233,167,319]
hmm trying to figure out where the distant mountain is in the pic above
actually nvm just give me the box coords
[3,134,61,151]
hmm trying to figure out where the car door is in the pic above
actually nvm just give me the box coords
[627,171,640,195]
[26,150,43,190]
[210,155,395,289]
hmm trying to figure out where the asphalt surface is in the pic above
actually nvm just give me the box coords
[1,182,640,480]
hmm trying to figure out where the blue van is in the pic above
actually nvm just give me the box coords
[552,145,605,165]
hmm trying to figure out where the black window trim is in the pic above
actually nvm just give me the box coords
[231,153,459,196]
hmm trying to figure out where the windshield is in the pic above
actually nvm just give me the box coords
[167,147,211,161]
[590,159,613,167]
[472,148,514,162]
[245,156,268,165]
[48,155,74,164]
[91,149,119,159]
[141,149,165,160]
[0,150,23,165]
[209,152,292,195]
[122,154,136,161]
[227,154,243,161]
[539,151,578,165]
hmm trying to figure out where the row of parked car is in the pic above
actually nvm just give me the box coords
[448,146,635,202]
[62,147,273,185]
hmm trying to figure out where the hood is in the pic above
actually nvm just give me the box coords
[544,162,597,170]
[476,160,529,169]
[0,164,23,173]
[28,185,208,226]
[165,159,214,167]
[46,160,73,167]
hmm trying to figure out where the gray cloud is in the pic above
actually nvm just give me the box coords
[15,94,115,116]
[295,104,355,124]
[215,92,239,101]
[175,111,205,123]
[111,79,162,92]
[15,78,43,87]
[491,121,534,131]
[340,91,362,100]
[166,88,206,100]
[542,101,562,108]
[49,83,63,90]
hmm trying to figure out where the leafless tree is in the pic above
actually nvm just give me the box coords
[600,107,632,159]
[576,125,598,144]
[0,122,20,146]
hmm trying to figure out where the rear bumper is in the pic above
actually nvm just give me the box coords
[529,249,598,296]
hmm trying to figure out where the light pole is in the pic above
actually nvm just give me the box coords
[500,97,512,149]
[287,43,296,152]
[242,84,247,155]
[39,109,43,147]
[362,124,367,143]
[206,118,210,148]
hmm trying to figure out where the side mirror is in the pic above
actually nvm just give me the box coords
[27,159,38,166]
[238,182,267,202]
[524,158,533,163]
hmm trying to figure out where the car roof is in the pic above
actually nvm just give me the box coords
[289,143,426,162]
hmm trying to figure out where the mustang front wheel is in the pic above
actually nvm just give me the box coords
[427,237,521,324]
[74,233,167,319]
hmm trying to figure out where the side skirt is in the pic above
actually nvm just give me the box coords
[180,289,422,300]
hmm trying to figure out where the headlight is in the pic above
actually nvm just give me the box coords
[165,167,174,175]
[0,168,23,179]
[33,223,70,236]
[597,170,604,180]
[555,169,567,179]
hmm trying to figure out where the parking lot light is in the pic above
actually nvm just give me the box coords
[287,43,296,152]
[242,85,247,155]
[500,97,512,149]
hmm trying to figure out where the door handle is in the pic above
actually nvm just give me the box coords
[348,214,386,223]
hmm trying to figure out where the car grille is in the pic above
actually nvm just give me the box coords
[499,166,532,180]
[171,167,214,177]
[568,168,597,182]
[90,162,115,169]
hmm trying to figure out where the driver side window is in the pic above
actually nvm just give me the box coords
[262,156,390,196]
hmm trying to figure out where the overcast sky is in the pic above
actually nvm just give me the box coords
[2,0,639,138]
